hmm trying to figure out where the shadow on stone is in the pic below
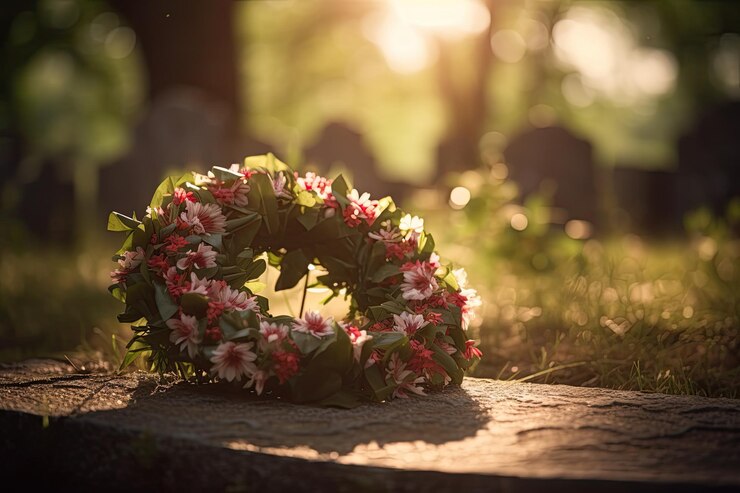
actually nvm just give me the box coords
[98,378,491,456]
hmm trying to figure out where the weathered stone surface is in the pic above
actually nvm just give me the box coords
[1,359,739,492]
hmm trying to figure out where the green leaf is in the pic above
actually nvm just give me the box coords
[431,343,464,384]
[291,331,325,355]
[243,258,267,280]
[180,292,209,318]
[108,212,141,232]
[150,175,176,209]
[202,233,223,250]
[154,282,178,321]
[294,190,317,208]
[443,270,460,291]
[119,347,144,371]
[315,390,363,409]
[275,249,309,291]
[332,174,350,202]
[252,173,280,234]
[296,207,321,231]
[290,367,342,403]
[244,153,289,173]
[364,364,395,401]
[244,280,266,293]
[370,331,406,350]
[225,214,260,232]
[370,263,401,283]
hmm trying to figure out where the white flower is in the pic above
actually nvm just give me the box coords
[428,252,441,269]
[392,312,429,336]
[400,263,438,301]
[259,320,289,349]
[176,243,218,270]
[342,324,373,362]
[292,310,334,338]
[460,287,482,330]
[210,341,258,382]
[118,247,145,270]
[385,353,425,398]
[180,201,226,235]
[166,313,201,358]
[452,268,481,330]
[399,214,424,234]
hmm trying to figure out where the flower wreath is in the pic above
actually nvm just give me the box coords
[109,154,481,406]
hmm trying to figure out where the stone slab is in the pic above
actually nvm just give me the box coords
[1,359,739,492]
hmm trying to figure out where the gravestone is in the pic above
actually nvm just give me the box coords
[303,121,408,205]
[503,126,599,225]
[612,168,679,234]
[676,101,740,220]
[2,359,739,492]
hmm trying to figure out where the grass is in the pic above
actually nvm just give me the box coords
[414,167,740,398]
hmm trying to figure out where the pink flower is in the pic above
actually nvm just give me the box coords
[176,243,218,270]
[400,261,439,301]
[292,310,334,338]
[296,172,332,201]
[245,369,269,395]
[209,280,259,312]
[210,341,257,382]
[259,320,289,350]
[368,222,402,243]
[118,247,145,270]
[210,179,250,207]
[392,312,429,336]
[385,353,425,398]
[164,267,185,297]
[172,187,196,206]
[180,201,226,235]
[166,313,201,358]
[185,272,211,296]
[271,172,292,200]
[343,189,379,227]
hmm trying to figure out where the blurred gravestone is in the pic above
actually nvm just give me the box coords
[99,88,235,218]
[612,168,678,234]
[99,0,263,219]
[676,101,740,220]
[303,121,407,204]
[503,126,598,225]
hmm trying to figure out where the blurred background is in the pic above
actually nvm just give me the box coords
[1,0,738,395]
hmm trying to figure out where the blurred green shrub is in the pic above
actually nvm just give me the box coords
[415,166,740,397]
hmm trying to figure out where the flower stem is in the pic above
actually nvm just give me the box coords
[299,272,309,318]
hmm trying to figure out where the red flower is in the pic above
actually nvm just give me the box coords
[463,340,483,360]
[165,235,189,253]
[172,187,196,206]
[207,300,226,322]
[205,326,223,343]
[272,350,300,384]
[425,312,443,325]
[147,254,170,273]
